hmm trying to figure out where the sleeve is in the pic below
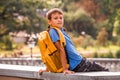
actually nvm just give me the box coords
[49,28,60,42]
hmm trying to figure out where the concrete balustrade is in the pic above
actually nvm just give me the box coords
[0,58,42,66]
[0,64,120,80]
[0,58,120,71]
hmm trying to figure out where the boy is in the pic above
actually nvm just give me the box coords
[39,8,108,74]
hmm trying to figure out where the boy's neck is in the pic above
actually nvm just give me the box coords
[51,26,62,29]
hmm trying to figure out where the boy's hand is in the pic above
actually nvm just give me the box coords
[63,70,75,74]
[39,69,48,75]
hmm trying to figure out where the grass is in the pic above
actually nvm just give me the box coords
[0,44,120,58]
[76,45,120,58]
[0,44,40,58]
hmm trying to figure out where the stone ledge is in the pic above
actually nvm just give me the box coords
[0,64,120,80]
[40,72,120,80]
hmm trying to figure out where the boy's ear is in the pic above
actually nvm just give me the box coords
[48,20,51,25]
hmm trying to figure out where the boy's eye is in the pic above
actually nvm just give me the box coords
[60,17,62,19]
[54,17,58,20]
[54,17,62,20]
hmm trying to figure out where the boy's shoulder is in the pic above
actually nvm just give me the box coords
[49,28,59,34]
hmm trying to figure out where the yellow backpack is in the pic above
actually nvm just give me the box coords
[38,27,69,73]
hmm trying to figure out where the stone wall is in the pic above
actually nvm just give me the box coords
[0,58,120,71]
[0,64,120,80]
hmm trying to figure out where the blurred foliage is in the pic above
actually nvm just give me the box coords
[0,0,47,36]
[115,50,120,58]
[0,35,13,50]
[95,0,120,39]
[96,28,109,46]
[93,52,114,58]
[0,0,120,51]
[64,10,97,38]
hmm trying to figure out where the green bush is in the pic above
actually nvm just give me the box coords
[99,53,105,58]
[0,35,13,50]
[92,52,114,58]
[106,52,113,58]
[115,50,120,58]
[93,52,98,58]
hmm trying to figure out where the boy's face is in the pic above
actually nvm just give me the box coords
[48,12,64,28]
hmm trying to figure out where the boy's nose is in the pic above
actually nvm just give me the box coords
[58,19,62,21]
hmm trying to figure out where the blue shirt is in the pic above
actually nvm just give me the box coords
[49,28,83,70]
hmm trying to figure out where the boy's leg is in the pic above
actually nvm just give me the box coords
[73,58,109,72]
[88,61,109,71]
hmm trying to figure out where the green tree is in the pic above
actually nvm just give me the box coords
[96,27,109,46]
[95,0,120,40]
[0,0,48,36]
[64,10,97,38]
[0,0,48,50]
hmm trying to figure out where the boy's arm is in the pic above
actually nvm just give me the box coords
[54,40,75,74]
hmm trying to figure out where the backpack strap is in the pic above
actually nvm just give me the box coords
[48,27,66,48]
[47,26,67,52]
[53,27,66,47]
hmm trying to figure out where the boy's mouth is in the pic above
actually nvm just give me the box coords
[57,23,62,24]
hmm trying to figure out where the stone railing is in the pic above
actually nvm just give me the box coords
[0,58,43,66]
[0,58,120,71]
[0,64,120,80]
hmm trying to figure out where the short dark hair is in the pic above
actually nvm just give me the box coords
[46,8,63,20]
